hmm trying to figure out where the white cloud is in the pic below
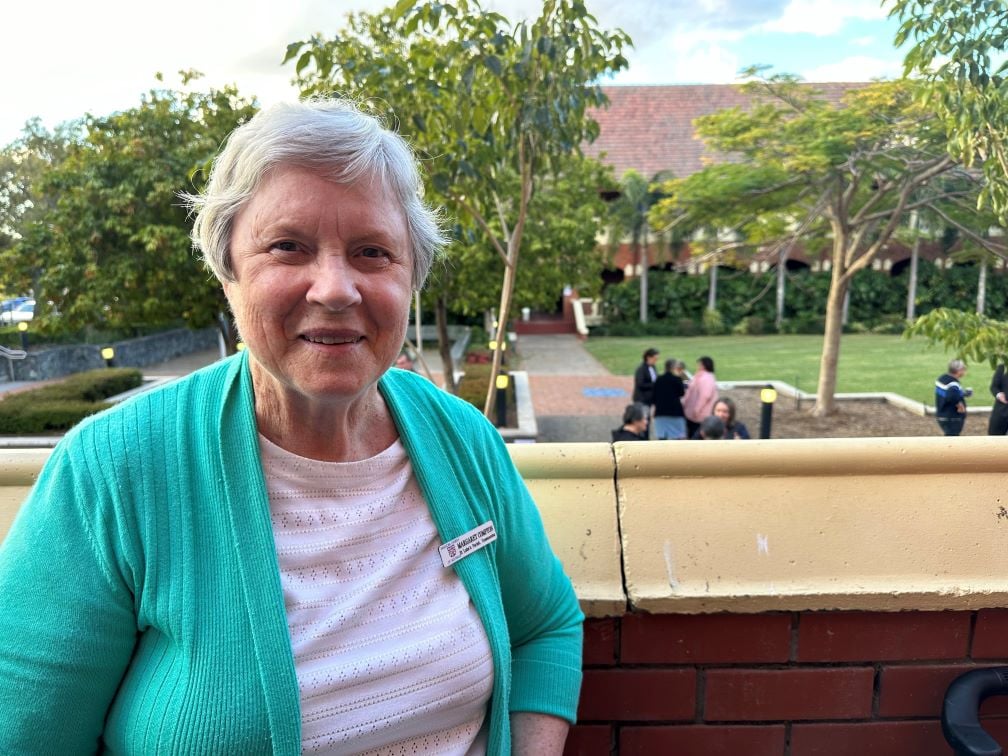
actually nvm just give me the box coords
[801,55,902,82]
[0,0,902,144]
[762,0,887,36]
[849,35,878,48]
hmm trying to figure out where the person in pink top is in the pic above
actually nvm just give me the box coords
[682,355,718,439]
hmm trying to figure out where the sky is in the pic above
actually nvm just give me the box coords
[0,0,908,146]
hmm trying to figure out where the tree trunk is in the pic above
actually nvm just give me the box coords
[435,293,457,394]
[977,257,988,314]
[483,250,519,417]
[812,267,849,417]
[905,210,920,322]
[707,262,718,311]
[775,250,788,331]
[638,235,648,324]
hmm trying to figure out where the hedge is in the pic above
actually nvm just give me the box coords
[0,368,143,434]
[597,261,1005,335]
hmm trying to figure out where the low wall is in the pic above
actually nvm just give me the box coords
[4,437,1008,753]
[4,327,218,382]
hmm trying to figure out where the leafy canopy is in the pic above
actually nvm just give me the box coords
[0,73,258,335]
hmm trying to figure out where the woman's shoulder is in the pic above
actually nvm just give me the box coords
[380,369,493,434]
[63,355,238,454]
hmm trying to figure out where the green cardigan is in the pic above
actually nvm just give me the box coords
[0,352,583,754]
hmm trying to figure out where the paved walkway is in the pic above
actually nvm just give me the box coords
[513,335,626,442]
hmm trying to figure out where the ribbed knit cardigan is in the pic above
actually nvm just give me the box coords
[0,352,583,754]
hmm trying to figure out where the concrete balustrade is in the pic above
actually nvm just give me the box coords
[6,439,1008,753]
[612,436,1008,614]
[508,443,625,616]
[3,438,1008,615]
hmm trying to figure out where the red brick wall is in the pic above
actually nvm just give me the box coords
[565,610,1008,755]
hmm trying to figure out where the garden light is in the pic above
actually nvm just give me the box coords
[760,384,776,439]
[495,373,510,428]
[101,347,115,368]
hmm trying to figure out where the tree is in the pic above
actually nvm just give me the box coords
[604,169,674,324]
[650,74,1000,416]
[889,0,1008,222]
[905,308,1008,368]
[286,0,629,413]
[0,73,258,344]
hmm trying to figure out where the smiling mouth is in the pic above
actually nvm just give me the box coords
[303,335,362,345]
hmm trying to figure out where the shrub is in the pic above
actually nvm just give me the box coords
[702,308,728,335]
[733,315,767,335]
[0,367,142,434]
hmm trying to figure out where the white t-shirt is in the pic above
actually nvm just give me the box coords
[260,436,494,754]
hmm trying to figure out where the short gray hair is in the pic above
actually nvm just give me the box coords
[185,98,446,289]
[948,359,966,373]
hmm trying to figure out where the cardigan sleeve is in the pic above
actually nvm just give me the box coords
[0,439,137,753]
[484,434,584,723]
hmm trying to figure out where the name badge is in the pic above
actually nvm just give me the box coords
[439,520,497,568]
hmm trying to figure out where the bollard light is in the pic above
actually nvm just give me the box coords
[495,373,510,428]
[759,384,777,439]
[101,346,116,368]
[17,321,28,350]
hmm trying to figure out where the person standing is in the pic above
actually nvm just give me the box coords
[989,364,1008,435]
[633,348,659,437]
[653,359,687,440]
[682,356,718,440]
[935,359,972,436]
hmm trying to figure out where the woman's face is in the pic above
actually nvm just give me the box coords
[714,401,731,423]
[224,165,413,411]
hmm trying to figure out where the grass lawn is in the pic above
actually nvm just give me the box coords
[581,334,993,407]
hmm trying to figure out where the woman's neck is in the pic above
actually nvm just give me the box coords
[250,363,398,462]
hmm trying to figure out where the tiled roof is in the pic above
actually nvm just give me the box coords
[584,83,865,183]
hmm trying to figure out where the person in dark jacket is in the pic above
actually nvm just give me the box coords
[612,402,649,442]
[935,359,972,436]
[633,348,659,406]
[988,364,1008,435]
[653,359,687,439]
[632,348,659,438]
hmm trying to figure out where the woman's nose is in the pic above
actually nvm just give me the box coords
[305,254,363,311]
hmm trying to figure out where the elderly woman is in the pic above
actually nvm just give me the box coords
[0,100,582,754]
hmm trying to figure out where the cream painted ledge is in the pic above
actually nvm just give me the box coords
[0,444,628,619]
[615,436,1008,614]
[7,438,1008,618]
[508,443,626,618]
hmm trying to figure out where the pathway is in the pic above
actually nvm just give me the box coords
[513,335,626,442]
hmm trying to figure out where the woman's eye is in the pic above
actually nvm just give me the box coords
[360,247,389,260]
[273,241,299,253]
